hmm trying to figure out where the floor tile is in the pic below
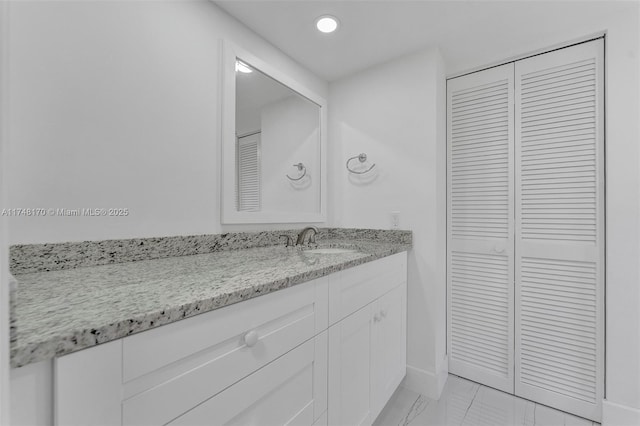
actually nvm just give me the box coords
[374,386,425,426]
[409,376,479,426]
[375,375,599,426]
[523,400,537,426]
[534,403,571,426]
[564,412,595,426]
[533,403,596,426]
[461,385,528,426]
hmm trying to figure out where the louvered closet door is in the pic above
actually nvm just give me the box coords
[237,133,261,212]
[515,39,604,421]
[447,63,515,393]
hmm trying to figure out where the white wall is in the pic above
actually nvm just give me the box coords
[0,0,10,422]
[236,106,261,137]
[328,48,448,398]
[6,0,328,245]
[261,95,320,213]
[599,9,640,424]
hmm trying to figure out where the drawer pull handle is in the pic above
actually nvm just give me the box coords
[374,313,381,323]
[243,330,259,347]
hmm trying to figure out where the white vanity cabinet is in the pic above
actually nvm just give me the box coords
[327,253,407,426]
[55,276,329,426]
[53,252,407,426]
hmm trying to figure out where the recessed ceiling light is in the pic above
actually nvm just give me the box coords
[315,15,339,34]
[235,60,253,74]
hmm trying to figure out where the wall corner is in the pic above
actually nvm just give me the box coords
[403,355,449,400]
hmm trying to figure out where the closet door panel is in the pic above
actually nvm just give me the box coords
[447,63,515,393]
[515,39,604,422]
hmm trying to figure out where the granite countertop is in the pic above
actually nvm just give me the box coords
[11,237,410,368]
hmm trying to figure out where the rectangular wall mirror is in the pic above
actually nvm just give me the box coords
[221,40,327,224]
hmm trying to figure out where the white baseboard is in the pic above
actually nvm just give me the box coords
[402,356,449,400]
[603,400,640,426]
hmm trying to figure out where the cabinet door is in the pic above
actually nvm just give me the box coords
[55,340,122,426]
[371,282,407,421]
[447,62,515,393]
[328,305,373,426]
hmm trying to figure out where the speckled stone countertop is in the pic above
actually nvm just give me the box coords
[10,230,411,368]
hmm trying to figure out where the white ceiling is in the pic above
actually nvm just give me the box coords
[215,0,635,82]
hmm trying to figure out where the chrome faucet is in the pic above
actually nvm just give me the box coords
[296,226,319,246]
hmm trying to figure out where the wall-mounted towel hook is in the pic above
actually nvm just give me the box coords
[286,163,307,181]
[346,153,376,174]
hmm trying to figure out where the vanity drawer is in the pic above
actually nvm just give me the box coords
[168,332,327,426]
[328,252,407,325]
[121,277,328,426]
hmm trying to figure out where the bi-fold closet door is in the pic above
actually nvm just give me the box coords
[447,63,515,394]
[447,39,604,422]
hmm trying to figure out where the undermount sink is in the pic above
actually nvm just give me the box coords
[305,248,359,254]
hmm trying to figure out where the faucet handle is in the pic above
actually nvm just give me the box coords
[279,235,294,247]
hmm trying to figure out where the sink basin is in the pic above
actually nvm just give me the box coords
[305,248,359,254]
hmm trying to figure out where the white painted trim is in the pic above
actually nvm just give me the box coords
[402,366,430,398]
[220,39,327,224]
[0,0,10,423]
[602,400,640,426]
[9,360,54,425]
[447,31,606,79]
[436,356,449,398]
[402,356,448,400]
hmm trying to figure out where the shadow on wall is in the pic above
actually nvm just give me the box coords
[348,168,379,186]
[288,175,312,190]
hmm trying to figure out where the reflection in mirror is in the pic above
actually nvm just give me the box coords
[235,60,321,215]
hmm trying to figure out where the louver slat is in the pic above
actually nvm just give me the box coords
[451,252,510,377]
[519,257,597,403]
[519,58,597,243]
[450,79,510,239]
[236,135,261,212]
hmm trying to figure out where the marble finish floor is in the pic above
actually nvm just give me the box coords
[374,375,599,426]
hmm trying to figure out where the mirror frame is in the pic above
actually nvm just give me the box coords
[220,39,327,224]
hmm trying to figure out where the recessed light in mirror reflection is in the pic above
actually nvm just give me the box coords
[235,60,253,74]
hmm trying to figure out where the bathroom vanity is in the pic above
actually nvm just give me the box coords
[9,229,410,426]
